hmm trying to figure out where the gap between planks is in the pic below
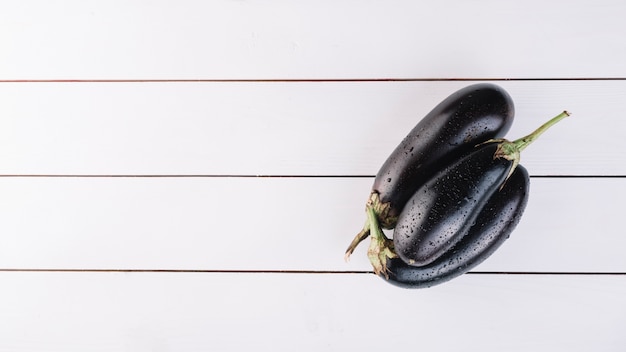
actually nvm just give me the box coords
[0,175,624,178]
[0,269,624,275]
[1,78,626,83]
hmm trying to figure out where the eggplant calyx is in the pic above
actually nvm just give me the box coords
[344,192,397,262]
[365,204,398,278]
[369,192,398,229]
[482,110,571,183]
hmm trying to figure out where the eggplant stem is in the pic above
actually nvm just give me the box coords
[365,205,397,278]
[345,192,398,275]
[490,110,570,183]
[344,224,370,262]
[345,192,392,260]
[511,110,570,153]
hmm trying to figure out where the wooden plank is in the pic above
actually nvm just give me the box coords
[2,2,622,351]
[0,80,622,176]
[0,177,622,272]
[0,271,623,351]
[1,0,625,79]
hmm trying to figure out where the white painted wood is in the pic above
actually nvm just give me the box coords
[1,0,624,349]
[0,272,623,351]
[0,80,622,176]
[0,177,622,272]
[1,0,625,79]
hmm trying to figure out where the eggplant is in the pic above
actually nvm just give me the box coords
[393,110,569,270]
[393,142,510,266]
[383,165,529,288]
[345,83,514,273]
[372,84,514,226]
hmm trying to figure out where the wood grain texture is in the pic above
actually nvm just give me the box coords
[0,80,623,176]
[0,177,622,273]
[1,0,624,350]
[0,272,624,352]
[1,0,625,79]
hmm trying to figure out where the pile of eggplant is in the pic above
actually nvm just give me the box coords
[345,83,569,288]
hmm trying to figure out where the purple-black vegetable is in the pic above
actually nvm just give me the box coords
[393,142,511,266]
[385,110,569,285]
[384,165,529,288]
[345,84,515,273]
[372,84,514,225]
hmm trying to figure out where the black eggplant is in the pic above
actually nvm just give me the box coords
[384,165,529,288]
[372,84,514,225]
[393,142,509,266]
[345,83,514,273]
[393,110,569,270]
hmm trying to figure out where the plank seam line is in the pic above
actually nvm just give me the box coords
[1,78,626,83]
[0,175,623,179]
[0,269,624,275]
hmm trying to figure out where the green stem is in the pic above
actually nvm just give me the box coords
[511,110,570,152]
[366,205,384,241]
[365,205,397,278]
[345,196,397,276]
[344,192,396,262]
[344,223,370,262]
[492,110,571,182]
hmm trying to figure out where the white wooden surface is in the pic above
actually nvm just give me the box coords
[1,1,625,351]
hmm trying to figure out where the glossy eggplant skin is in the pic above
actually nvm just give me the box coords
[383,165,529,289]
[372,83,514,227]
[393,142,513,266]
